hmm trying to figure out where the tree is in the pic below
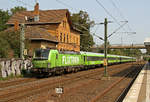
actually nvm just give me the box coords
[98,41,111,53]
[109,48,142,57]
[0,30,20,58]
[0,9,10,31]
[0,6,27,58]
[71,10,95,51]
[97,41,142,57]
[10,6,27,15]
[0,37,10,58]
[0,6,26,32]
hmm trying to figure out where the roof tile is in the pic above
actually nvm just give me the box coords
[7,9,69,24]
[3,27,58,43]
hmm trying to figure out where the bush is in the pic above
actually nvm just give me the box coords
[0,30,20,58]
[0,37,10,58]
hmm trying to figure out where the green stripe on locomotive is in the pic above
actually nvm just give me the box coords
[52,50,83,67]
[32,49,83,69]
[32,49,135,70]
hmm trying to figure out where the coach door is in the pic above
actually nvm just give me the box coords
[55,54,58,67]
[83,55,87,65]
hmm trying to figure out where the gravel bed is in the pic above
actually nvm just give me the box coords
[0,62,145,102]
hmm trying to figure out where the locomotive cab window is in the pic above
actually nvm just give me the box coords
[34,49,49,60]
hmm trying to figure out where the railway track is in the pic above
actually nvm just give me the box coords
[0,63,133,102]
[27,62,142,102]
[0,62,144,102]
[35,62,144,102]
[115,63,142,102]
[0,78,38,89]
[0,67,110,102]
[90,64,143,102]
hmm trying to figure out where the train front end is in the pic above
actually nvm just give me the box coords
[32,49,51,73]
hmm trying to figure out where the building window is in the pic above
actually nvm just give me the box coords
[74,37,76,44]
[63,20,66,28]
[64,33,65,42]
[60,33,62,42]
[67,34,68,43]
[69,34,71,43]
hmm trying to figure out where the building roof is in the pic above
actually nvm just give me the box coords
[25,26,58,43]
[3,26,58,43]
[7,9,71,25]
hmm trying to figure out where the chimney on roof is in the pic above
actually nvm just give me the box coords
[33,3,39,22]
[14,21,19,31]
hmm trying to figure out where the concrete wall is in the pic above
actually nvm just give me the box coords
[0,59,32,78]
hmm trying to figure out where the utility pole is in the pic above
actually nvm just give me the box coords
[94,18,111,77]
[104,18,108,77]
[20,24,25,59]
[93,18,131,77]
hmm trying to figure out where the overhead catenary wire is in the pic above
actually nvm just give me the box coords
[55,0,98,38]
[55,0,101,33]
[95,0,120,26]
[108,21,128,38]
[109,0,126,20]
[35,0,38,3]
[13,0,101,39]
[15,0,64,21]
[108,0,133,32]
[108,0,136,45]
[15,0,34,8]
[95,0,127,33]
[55,0,77,12]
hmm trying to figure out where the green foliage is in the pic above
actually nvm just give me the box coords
[71,10,95,51]
[98,41,111,53]
[0,9,11,31]
[0,6,27,58]
[10,6,27,15]
[0,30,31,58]
[108,49,141,57]
[0,36,10,58]
[6,31,20,57]
[97,41,142,57]
[0,31,20,58]
[0,6,26,32]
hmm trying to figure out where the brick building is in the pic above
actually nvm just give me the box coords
[7,3,80,56]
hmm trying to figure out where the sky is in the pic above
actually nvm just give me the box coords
[0,0,150,47]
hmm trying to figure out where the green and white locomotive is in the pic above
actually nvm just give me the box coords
[32,49,135,74]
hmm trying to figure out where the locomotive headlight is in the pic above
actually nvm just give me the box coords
[47,63,51,68]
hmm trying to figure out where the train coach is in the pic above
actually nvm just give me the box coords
[31,49,135,75]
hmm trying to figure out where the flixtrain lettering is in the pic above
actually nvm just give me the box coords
[62,56,79,65]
